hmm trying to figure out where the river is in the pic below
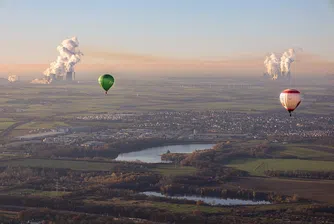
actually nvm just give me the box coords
[142,191,271,206]
[115,143,214,163]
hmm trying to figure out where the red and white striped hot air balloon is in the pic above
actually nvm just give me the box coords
[279,89,301,116]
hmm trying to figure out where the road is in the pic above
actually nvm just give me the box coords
[0,120,33,138]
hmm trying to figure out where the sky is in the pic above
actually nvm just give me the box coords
[0,0,334,77]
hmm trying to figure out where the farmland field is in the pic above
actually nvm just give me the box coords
[0,158,116,171]
[0,121,15,130]
[150,164,197,176]
[226,158,334,176]
[272,143,334,159]
[18,121,69,130]
[0,189,70,197]
[227,177,334,204]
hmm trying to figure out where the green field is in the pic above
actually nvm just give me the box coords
[1,159,116,171]
[18,121,69,130]
[227,159,334,176]
[0,159,197,176]
[273,144,334,159]
[0,153,18,159]
[0,121,15,130]
[1,189,70,197]
[150,164,197,176]
[0,118,16,131]
[0,118,15,122]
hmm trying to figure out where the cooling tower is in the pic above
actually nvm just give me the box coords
[65,72,73,81]
[50,74,56,81]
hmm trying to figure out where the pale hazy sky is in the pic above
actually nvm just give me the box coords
[0,0,334,76]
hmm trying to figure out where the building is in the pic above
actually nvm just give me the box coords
[53,126,70,133]
[50,74,56,81]
[65,72,73,81]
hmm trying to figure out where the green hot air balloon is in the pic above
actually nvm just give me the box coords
[98,74,114,94]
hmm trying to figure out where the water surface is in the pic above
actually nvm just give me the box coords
[115,144,213,163]
[142,191,271,206]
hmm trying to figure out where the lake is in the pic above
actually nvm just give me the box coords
[142,191,271,206]
[115,143,214,163]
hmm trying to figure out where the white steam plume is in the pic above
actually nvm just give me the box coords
[264,48,298,80]
[31,78,51,84]
[43,37,83,77]
[8,74,19,82]
[264,53,280,80]
[280,48,295,79]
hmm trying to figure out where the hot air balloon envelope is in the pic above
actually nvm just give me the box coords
[279,89,301,116]
[98,74,114,94]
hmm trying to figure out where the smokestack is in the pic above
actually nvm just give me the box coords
[73,72,76,81]
[66,72,73,81]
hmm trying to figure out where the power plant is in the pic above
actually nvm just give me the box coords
[49,74,56,82]
[263,48,298,81]
[48,72,75,82]
[65,72,75,81]
[31,37,82,85]
[31,72,76,84]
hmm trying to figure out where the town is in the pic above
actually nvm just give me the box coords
[4,111,332,151]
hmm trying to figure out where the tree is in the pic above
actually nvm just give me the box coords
[292,194,299,202]
[196,200,204,206]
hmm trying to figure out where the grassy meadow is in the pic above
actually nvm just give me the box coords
[1,158,116,171]
[227,159,334,176]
